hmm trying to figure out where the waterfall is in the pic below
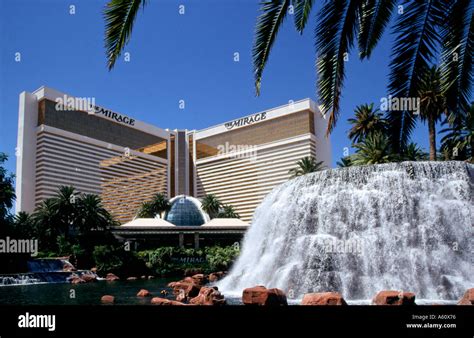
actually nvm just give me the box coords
[27,259,67,272]
[0,258,95,286]
[218,161,473,300]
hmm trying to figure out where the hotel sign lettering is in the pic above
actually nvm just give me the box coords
[225,112,266,130]
[94,106,136,126]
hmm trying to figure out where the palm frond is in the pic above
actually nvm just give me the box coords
[387,0,450,152]
[104,0,146,70]
[440,0,473,117]
[293,0,315,33]
[315,0,361,136]
[253,0,290,95]
[358,0,396,59]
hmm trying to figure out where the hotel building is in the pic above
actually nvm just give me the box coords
[16,86,332,224]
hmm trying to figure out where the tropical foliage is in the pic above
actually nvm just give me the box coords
[136,192,171,218]
[251,0,473,152]
[103,1,473,159]
[336,156,353,168]
[441,102,474,162]
[0,173,119,270]
[348,103,386,144]
[30,186,118,252]
[288,156,325,178]
[201,194,222,219]
[137,245,240,276]
[0,153,15,231]
[418,66,446,160]
[351,132,395,165]
[402,143,429,161]
[217,205,240,219]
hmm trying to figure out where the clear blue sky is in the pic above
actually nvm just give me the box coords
[1,0,431,179]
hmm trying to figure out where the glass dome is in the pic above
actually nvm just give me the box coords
[164,195,207,226]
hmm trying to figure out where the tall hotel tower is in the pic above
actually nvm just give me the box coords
[16,86,332,223]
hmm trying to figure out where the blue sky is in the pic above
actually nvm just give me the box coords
[1,0,431,179]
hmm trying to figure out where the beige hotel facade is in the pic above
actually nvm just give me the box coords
[16,86,332,224]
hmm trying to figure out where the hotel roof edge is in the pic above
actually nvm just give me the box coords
[194,98,324,140]
[30,85,169,139]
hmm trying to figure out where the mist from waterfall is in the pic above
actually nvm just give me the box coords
[218,162,473,300]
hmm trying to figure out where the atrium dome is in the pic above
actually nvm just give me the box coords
[164,195,210,226]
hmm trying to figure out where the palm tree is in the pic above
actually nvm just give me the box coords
[103,1,473,150]
[12,211,35,238]
[32,198,61,250]
[418,67,446,160]
[77,194,116,233]
[441,102,474,162]
[201,194,222,219]
[348,103,386,143]
[351,132,394,165]
[136,201,155,218]
[218,205,240,219]
[104,0,146,70]
[402,143,429,161]
[136,193,171,218]
[52,186,79,238]
[252,0,473,147]
[336,156,353,168]
[150,193,171,218]
[0,153,15,223]
[288,156,325,178]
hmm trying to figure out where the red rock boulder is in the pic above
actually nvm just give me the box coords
[63,262,76,272]
[457,288,474,305]
[168,280,201,301]
[137,289,152,297]
[191,274,208,286]
[189,287,226,306]
[183,277,195,284]
[101,295,115,304]
[81,273,97,283]
[208,271,226,283]
[184,268,202,277]
[150,297,185,306]
[372,290,416,305]
[106,273,120,281]
[242,286,288,306]
[70,277,85,284]
[301,292,347,305]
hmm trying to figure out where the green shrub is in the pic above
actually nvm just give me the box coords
[205,245,240,271]
[92,245,124,273]
[136,245,240,276]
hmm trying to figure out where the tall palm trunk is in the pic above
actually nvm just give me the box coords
[428,115,437,161]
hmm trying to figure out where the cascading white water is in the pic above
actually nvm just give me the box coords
[218,161,473,300]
